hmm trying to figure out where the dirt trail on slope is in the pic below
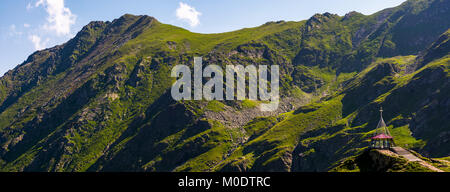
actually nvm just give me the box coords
[391,147,444,172]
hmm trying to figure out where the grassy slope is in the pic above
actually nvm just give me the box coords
[330,149,440,172]
[0,18,309,171]
[215,53,449,172]
[1,0,449,172]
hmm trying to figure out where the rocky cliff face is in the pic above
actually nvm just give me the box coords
[0,0,449,172]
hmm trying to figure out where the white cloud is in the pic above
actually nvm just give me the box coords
[9,24,23,36]
[176,2,201,27]
[35,0,44,7]
[26,2,33,10]
[35,0,76,36]
[29,35,49,50]
[24,23,31,28]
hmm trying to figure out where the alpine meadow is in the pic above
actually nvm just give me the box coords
[0,0,449,172]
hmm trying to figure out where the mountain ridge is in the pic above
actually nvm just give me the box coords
[0,0,449,172]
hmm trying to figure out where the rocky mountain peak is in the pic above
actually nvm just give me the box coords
[342,11,363,21]
[305,12,338,32]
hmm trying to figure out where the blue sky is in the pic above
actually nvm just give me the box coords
[0,0,407,76]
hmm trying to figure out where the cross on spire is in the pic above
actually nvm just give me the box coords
[370,106,395,149]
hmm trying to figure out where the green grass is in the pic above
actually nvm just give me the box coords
[253,96,343,146]
[389,124,426,149]
[216,96,344,171]
[331,149,438,172]
[168,120,242,172]
[206,100,226,112]
[1,7,449,172]
[241,99,259,109]
[436,157,450,161]
[121,20,305,56]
